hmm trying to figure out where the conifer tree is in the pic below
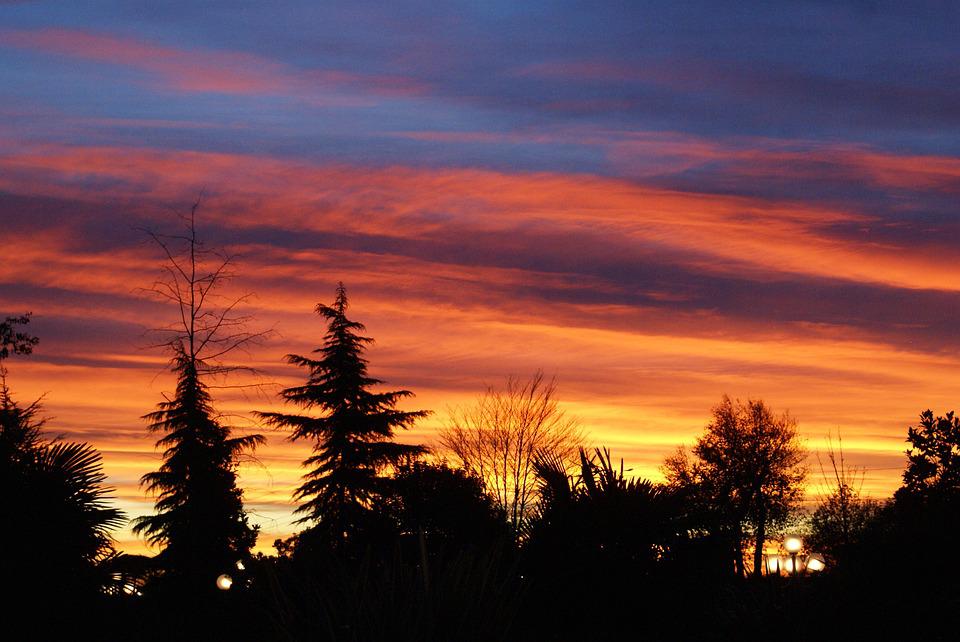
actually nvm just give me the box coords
[258,284,427,543]
[132,204,265,583]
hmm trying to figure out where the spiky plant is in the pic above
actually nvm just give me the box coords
[1,366,123,596]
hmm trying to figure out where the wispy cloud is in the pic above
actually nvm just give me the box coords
[1,28,426,100]
[2,141,958,294]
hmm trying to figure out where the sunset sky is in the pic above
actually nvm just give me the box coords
[2,1,959,554]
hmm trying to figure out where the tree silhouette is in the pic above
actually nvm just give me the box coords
[809,433,881,564]
[899,409,960,500]
[258,284,427,547]
[527,447,683,570]
[521,447,687,638]
[663,396,806,577]
[132,203,265,584]
[440,372,582,536]
[1,316,123,618]
[0,313,40,360]
[385,459,509,551]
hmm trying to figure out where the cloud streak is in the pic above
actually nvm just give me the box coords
[1,27,426,100]
[2,141,958,294]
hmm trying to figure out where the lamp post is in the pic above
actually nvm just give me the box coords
[783,535,827,577]
[764,537,826,578]
[784,535,803,577]
[765,553,781,576]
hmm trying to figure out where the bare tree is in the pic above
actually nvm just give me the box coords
[809,432,881,564]
[133,200,269,583]
[439,371,583,535]
[140,199,268,378]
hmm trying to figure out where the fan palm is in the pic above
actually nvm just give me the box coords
[1,377,124,596]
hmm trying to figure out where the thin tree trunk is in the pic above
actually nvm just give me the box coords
[753,512,765,578]
[733,526,745,577]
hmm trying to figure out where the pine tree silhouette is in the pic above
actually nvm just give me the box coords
[132,204,265,584]
[133,348,263,581]
[259,283,427,544]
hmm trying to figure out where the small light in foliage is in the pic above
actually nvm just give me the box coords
[235,560,245,571]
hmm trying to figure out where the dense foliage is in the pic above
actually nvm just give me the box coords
[1,316,124,638]
[1,378,124,589]
[663,396,807,576]
[901,409,960,498]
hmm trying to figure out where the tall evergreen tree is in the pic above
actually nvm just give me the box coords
[259,284,427,544]
[133,349,263,580]
[132,204,265,584]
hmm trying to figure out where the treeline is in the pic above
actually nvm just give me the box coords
[3,217,959,641]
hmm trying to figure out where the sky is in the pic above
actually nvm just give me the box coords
[2,1,959,554]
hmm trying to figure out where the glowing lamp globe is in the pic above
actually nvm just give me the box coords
[784,536,803,554]
[765,555,781,575]
[216,574,234,591]
[806,556,826,572]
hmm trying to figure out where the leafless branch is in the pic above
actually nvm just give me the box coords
[139,198,275,378]
[439,371,584,536]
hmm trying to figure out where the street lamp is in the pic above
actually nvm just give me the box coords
[806,555,826,573]
[765,554,781,576]
[216,574,233,590]
[784,535,803,577]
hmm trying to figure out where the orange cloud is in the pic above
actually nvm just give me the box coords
[3,138,955,553]
[1,141,959,293]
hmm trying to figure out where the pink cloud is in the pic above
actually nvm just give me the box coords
[2,28,288,94]
[1,28,427,98]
